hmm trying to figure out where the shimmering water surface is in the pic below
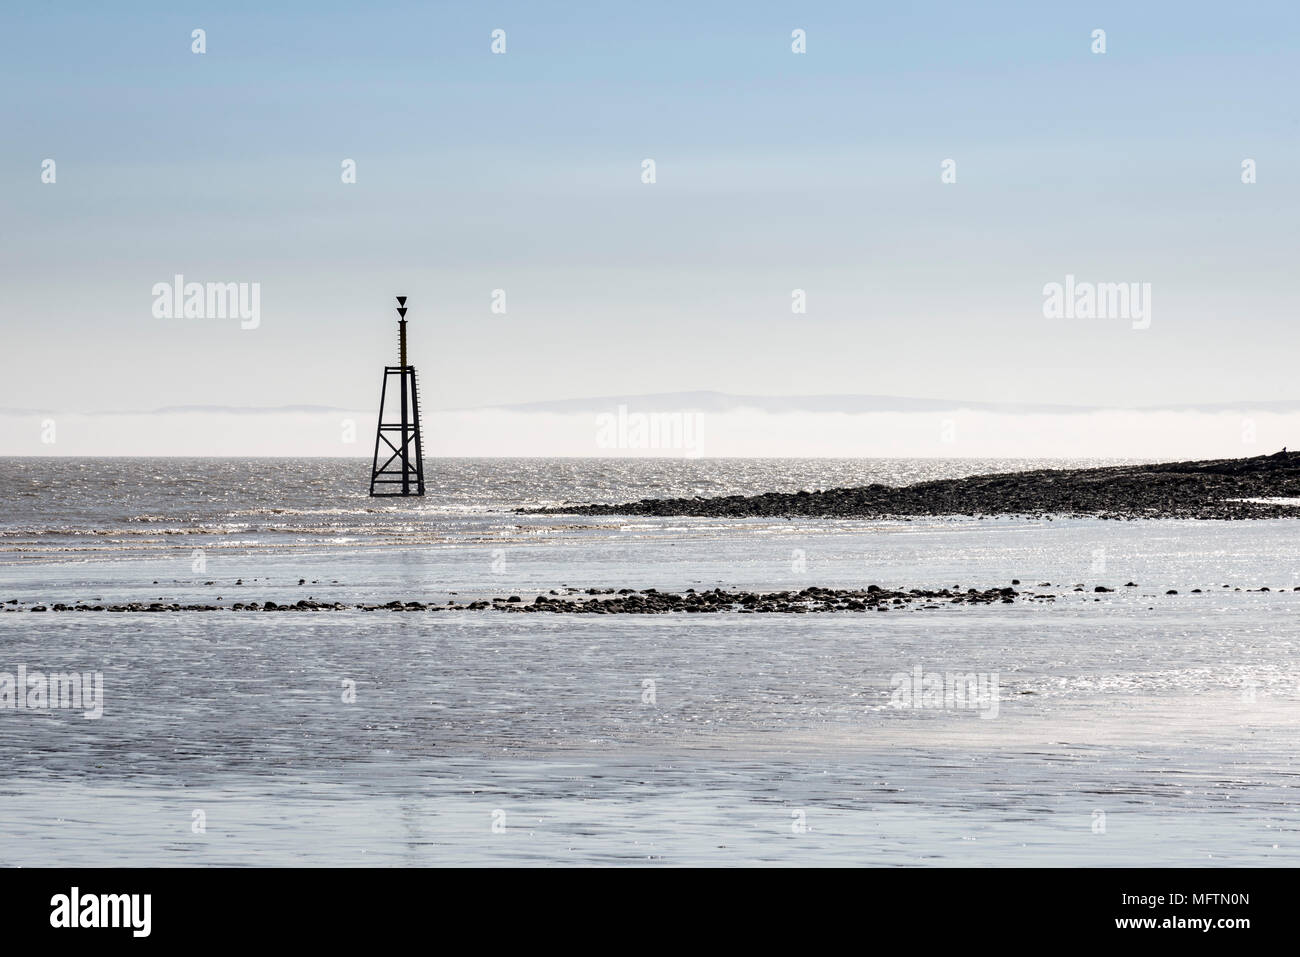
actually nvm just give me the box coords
[1,458,1297,866]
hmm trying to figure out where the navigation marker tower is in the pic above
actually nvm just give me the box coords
[368,296,425,496]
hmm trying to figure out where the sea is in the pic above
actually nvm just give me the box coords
[1,457,1297,866]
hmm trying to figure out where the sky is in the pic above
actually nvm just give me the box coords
[3,1,1299,444]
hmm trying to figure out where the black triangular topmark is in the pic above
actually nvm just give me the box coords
[396,296,407,306]
[397,307,408,318]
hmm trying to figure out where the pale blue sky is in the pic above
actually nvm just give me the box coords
[2,0,1298,414]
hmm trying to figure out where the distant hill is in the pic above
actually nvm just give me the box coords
[468,391,1300,416]
[6,393,1300,417]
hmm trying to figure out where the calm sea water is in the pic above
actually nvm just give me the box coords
[1,457,1297,866]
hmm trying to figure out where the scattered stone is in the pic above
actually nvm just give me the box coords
[16,581,1297,615]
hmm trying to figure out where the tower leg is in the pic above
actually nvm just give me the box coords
[409,368,425,495]
[368,373,390,497]
[399,365,410,495]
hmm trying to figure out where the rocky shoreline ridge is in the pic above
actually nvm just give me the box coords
[521,450,1300,520]
[5,581,1296,614]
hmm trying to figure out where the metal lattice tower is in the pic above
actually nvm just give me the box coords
[368,296,425,496]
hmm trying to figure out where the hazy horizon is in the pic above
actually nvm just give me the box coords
[4,405,1295,458]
